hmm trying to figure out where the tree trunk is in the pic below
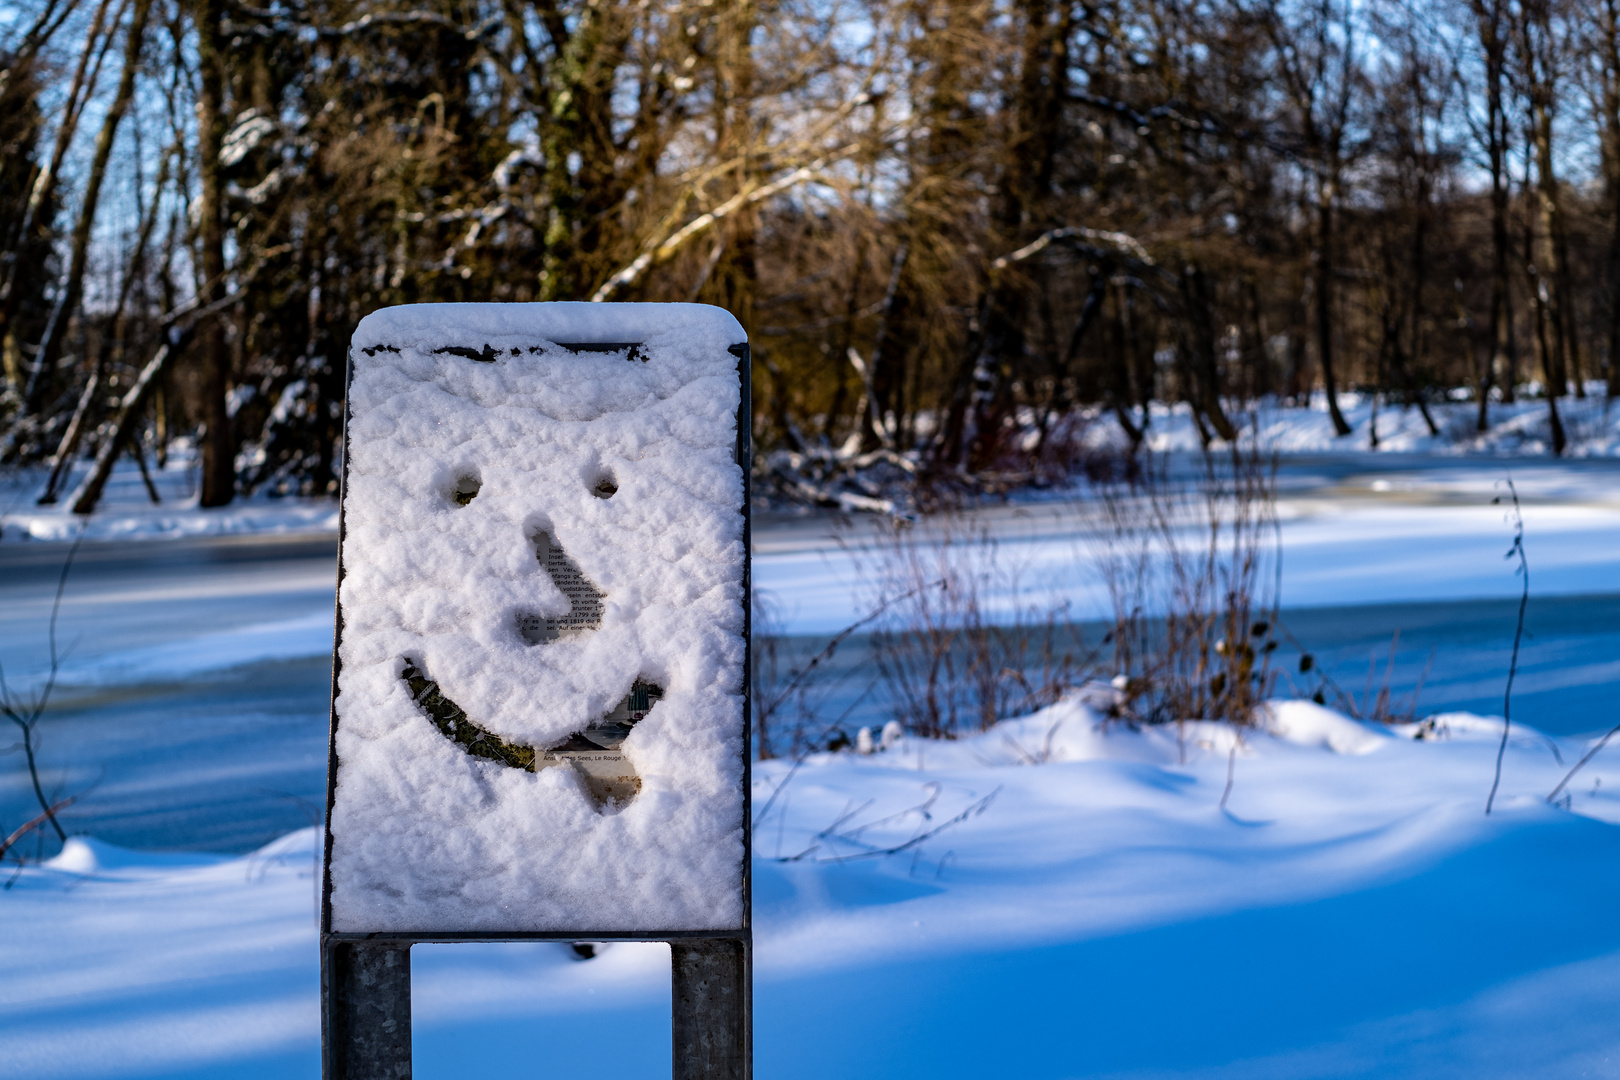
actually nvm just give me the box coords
[1488,5,1520,409]
[194,0,234,507]
[1476,0,1514,423]
[1314,183,1353,435]
[69,330,185,515]
[1521,0,1570,413]
[539,2,631,301]
[1610,164,1620,399]
[1401,164,1440,438]
[860,243,908,450]
[712,0,757,337]
[1107,282,1144,449]
[1599,0,1620,398]
[38,140,170,505]
[936,0,1062,471]
[1525,183,1567,454]
[1610,170,1620,400]
[1179,265,1238,441]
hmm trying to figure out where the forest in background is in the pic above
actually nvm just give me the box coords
[2,0,1620,509]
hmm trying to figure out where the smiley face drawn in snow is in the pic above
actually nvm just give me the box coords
[399,461,662,810]
[327,303,748,935]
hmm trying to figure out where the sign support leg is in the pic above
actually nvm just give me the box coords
[671,937,751,1080]
[322,939,412,1080]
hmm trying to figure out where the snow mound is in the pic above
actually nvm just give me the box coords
[1417,711,1518,738]
[904,696,1389,771]
[950,697,1176,766]
[44,838,102,874]
[1266,699,1391,755]
[42,836,225,876]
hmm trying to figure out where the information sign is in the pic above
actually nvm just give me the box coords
[319,302,751,1079]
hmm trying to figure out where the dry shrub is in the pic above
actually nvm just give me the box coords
[1081,439,1281,730]
[843,512,1093,740]
[752,435,1281,757]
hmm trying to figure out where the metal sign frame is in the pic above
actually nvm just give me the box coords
[319,333,752,1080]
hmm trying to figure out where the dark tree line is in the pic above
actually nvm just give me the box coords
[3,0,1620,509]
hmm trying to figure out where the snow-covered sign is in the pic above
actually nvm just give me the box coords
[321,303,750,937]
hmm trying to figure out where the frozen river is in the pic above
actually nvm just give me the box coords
[2,454,1618,853]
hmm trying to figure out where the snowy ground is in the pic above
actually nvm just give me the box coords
[7,700,1620,1079]
[6,420,1620,1077]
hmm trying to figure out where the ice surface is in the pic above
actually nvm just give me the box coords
[755,496,1620,634]
[329,303,748,932]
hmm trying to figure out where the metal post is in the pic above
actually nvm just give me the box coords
[322,940,413,1080]
[671,937,752,1080]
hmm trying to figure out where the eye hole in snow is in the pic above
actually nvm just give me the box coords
[451,474,481,506]
[401,659,663,809]
[591,474,618,499]
[517,531,605,644]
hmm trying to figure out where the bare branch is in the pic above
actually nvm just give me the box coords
[591,147,858,302]
[0,796,75,861]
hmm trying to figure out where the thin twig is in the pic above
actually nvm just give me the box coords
[0,523,86,841]
[0,796,75,860]
[751,757,806,837]
[754,576,944,740]
[1547,721,1620,805]
[1487,478,1527,815]
[816,788,999,863]
[837,783,941,840]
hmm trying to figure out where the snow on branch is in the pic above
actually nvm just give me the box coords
[591,146,857,302]
[992,226,1155,270]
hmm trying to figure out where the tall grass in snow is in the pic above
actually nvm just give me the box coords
[1079,440,1281,730]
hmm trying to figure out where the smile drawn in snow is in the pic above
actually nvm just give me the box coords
[405,490,655,809]
[402,662,663,809]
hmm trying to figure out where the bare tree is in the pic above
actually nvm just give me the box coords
[1252,0,1362,438]
[8,0,1620,496]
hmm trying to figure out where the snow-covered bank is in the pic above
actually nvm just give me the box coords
[1128,387,1620,458]
[9,388,1620,548]
[0,452,338,544]
[8,698,1620,1079]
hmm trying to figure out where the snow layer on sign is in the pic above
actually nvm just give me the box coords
[330,302,747,933]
